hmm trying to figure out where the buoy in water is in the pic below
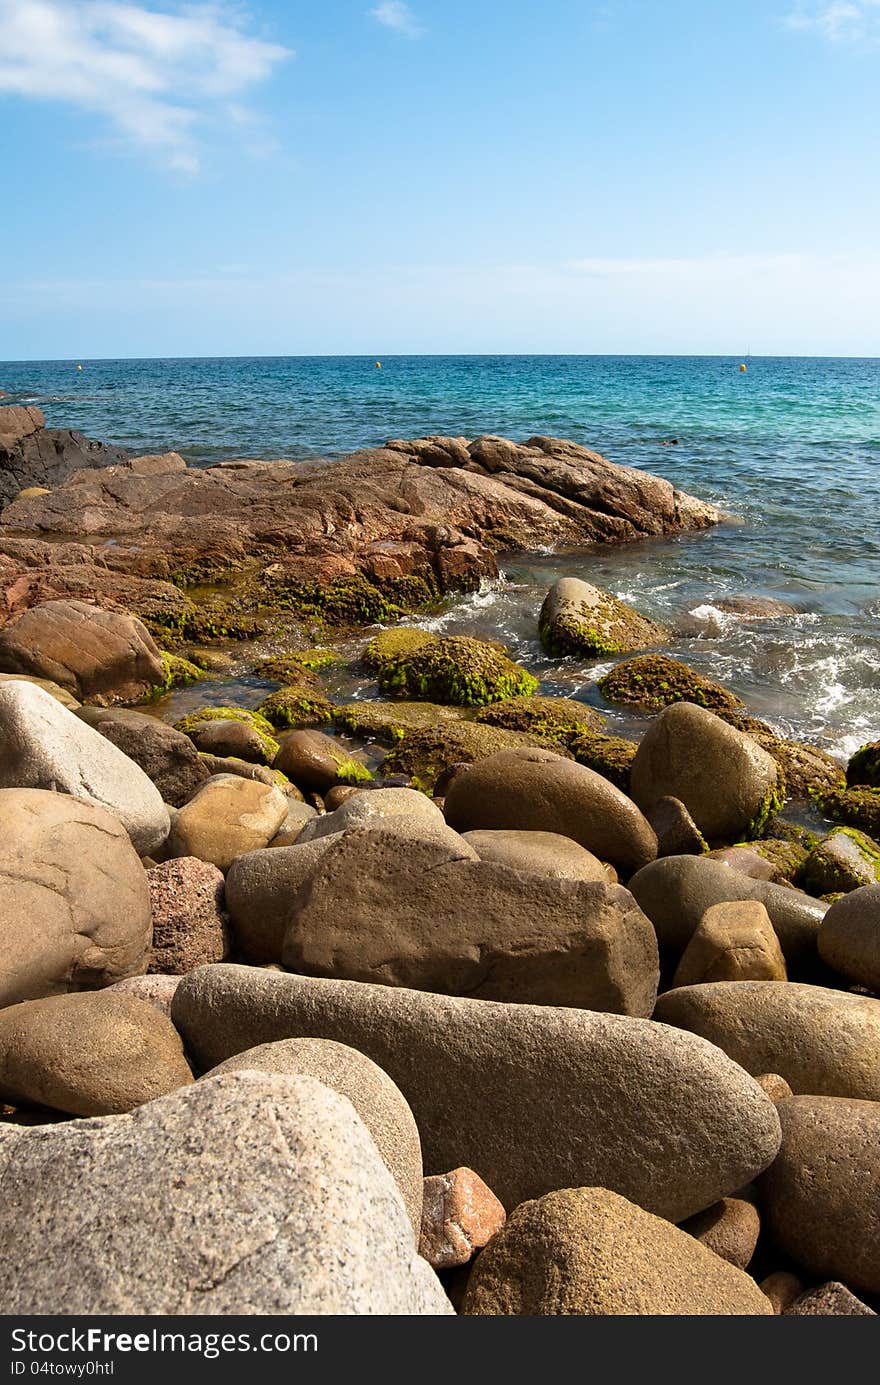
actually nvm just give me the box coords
[76,363,83,371]
[375,361,382,369]
[739,363,747,373]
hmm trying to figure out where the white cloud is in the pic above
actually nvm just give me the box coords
[369,2,423,38]
[784,1,880,42]
[0,1,292,173]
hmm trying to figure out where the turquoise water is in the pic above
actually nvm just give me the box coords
[1,355,878,758]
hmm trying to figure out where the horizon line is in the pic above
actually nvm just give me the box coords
[3,351,880,366]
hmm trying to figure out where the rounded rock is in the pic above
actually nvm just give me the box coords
[147,858,229,974]
[168,774,289,872]
[818,883,880,990]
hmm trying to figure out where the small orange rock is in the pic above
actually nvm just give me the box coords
[760,1270,804,1314]
[755,1072,794,1103]
[419,1166,506,1269]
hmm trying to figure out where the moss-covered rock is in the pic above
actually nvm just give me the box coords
[374,633,538,707]
[152,652,204,694]
[715,711,846,800]
[381,723,558,792]
[362,627,435,672]
[175,705,277,739]
[566,730,639,790]
[598,654,742,715]
[333,700,466,745]
[847,741,880,789]
[812,785,880,838]
[257,685,334,730]
[748,837,810,884]
[538,577,668,658]
[268,572,439,631]
[801,826,880,895]
[475,695,604,745]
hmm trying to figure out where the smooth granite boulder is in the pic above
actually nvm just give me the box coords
[672,900,787,986]
[538,577,668,658]
[225,834,344,962]
[443,746,657,874]
[0,789,151,1007]
[273,730,370,795]
[758,1096,880,1296]
[818,884,880,990]
[654,981,880,1099]
[205,1037,423,1235]
[629,702,782,840]
[0,1073,451,1314]
[283,824,659,1013]
[0,682,170,854]
[296,786,446,843]
[78,706,209,808]
[0,598,165,704]
[168,774,288,871]
[461,829,612,882]
[461,1188,772,1315]
[0,991,193,1116]
[628,855,825,963]
[172,964,782,1220]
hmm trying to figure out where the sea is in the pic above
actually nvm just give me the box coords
[1,354,878,761]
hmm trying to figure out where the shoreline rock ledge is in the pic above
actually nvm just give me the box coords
[0,426,724,629]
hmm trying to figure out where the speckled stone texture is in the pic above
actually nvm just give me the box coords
[0,1072,452,1315]
[147,858,229,974]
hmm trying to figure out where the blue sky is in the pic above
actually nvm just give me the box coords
[1,0,878,357]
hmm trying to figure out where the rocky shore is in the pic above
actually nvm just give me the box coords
[0,409,878,1316]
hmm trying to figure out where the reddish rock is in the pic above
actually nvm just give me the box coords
[755,1072,794,1103]
[147,858,229,974]
[785,1282,876,1315]
[0,599,164,704]
[419,1167,506,1269]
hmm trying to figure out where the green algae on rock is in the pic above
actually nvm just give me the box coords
[373,634,538,707]
[749,838,811,885]
[599,654,743,715]
[254,650,339,682]
[175,705,277,740]
[258,685,334,730]
[152,652,204,696]
[381,723,558,792]
[476,695,604,745]
[538,577,668,658]
[847,741,880,789]
[801,827,880,896]
[812,785,880,838]
[566,730,639,791]
[334,700,466,745]
[362,628,437,673]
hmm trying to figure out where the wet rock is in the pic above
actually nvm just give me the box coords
[225,836,343,962]
[0,598,164,704]
[168,774,289,871]
[0,671,80,709]
[205,1037,423,1235]
[258,683,334,730]
[785,1283,876,1316]
[475,695,605,743]
[147,858,229,974]
[758,1096,880,1295]
[419,1168,506,1269]
[654,981,880,1099]
[566,729,639,790]
[0,1072,451,1314]
[598,653,742,714]
[539,577,667,658]
[812,785,880,838]
[802,826,880,896]
[679,1197,760,1270]
[443,746,657,875]
[77,706,209,808]
[273,729,371,794]
[648,795,707,856]
[628,855,826,963]
[297,786,445,843]
[818,884,880,989]
[715,596,798,619]
[461,1188,772,1315]
[197,754,291,791]
[185,717,279,766]
[672,901,787,986]
[0,682,170,855]
[381,722,555,792]
[847,741,880,789]
[707,845,780,880]
[282,824,659,1013]
[333,699,464,744]
[0,789,151,1007]
[372,633,537,706]
[0,991,192,1116]
[461,829,611,882]
[630,703,783,841]
[172,964,782,1220]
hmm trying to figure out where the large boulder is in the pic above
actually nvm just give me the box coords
[77,706,209,808]
[0,991,193,1116]
[225,836,342,962]
[462,1187,772,1315]
[538,577,667,657]
[205,1038,423,1235]
[629,703,783,840]
[282,824,659,1013]
[628,855,826,964]
[758,1096,880,1296]
[172,965,781,1221]
[443,747,657,874]
[168,774,288,871]
[0,599,165,704]
[598,653,743,714]
[0,682,170,854]
[654,982,880,1100]
[818,884,880,989]
[0,789,151,1007]
[147,858,229,974]
[0,1072,451,1314]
